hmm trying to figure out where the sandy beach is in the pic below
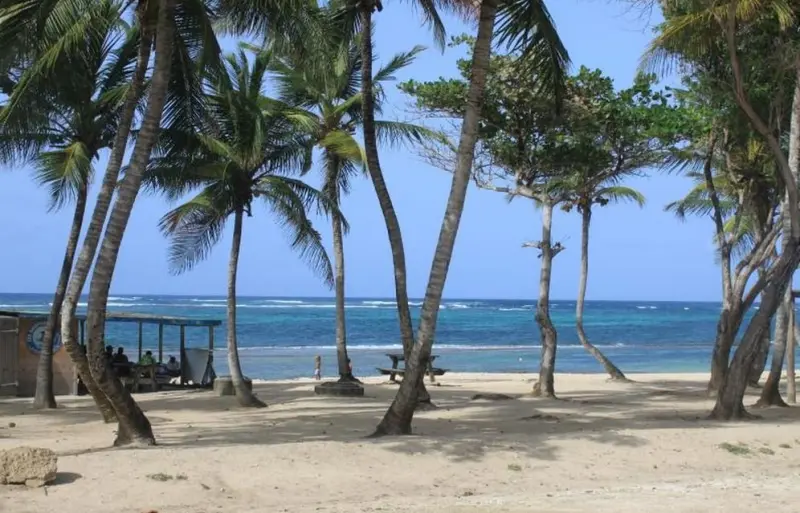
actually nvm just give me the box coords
[2,372,800,512]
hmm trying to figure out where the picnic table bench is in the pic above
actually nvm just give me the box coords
[376,353,448,383]
[116,363,161,393]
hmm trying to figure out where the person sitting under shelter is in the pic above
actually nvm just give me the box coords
[165,355,181,377]
[112,347,131,377]
[139,350,156,366]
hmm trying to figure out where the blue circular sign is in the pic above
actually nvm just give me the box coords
[26,322,63,355]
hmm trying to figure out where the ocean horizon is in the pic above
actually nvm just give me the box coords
[0,292,766,380]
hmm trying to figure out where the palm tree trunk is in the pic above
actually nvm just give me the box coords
[711,241,800,419]
[532,199,558,398]
[755,65,800,407]
[747,280,771,387]
[227,209,266,407]
[84,0,176,446]
[372,0,497,436]
[33,182,89,409]
[331,199,353,381]
[359,2,429,405]
[747,328,771,387]
[60,0,153,424]
[756,292,789,407]
[576,207,627,381]
[707,304,739,395]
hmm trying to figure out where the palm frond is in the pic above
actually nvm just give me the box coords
[158,187,232,274]
[33,141,92,212]
[256,175,336,286]
[494,0,570,105]
[594,186,645,208]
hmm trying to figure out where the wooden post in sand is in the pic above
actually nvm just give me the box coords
[788,301,796,404]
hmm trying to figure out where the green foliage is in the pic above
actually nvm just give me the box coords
[267,28,442,208]
[0,0,135,210]
[145,51,335,284]
[402,39,684,204]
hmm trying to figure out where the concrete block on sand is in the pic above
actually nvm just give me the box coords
[314,380,365,397]
[0,447,57,487]
[213,376,252,396]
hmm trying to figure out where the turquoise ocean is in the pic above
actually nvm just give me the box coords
[0,293,765,380]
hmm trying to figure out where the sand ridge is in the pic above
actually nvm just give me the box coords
[1,372,799,512]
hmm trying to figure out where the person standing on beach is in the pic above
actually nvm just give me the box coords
[314,355,321,380]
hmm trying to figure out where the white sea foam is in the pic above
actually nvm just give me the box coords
[237,342,630,352]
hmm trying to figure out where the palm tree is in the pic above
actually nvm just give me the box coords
[147,50,336,407]
[0,0,140,418]
[644,0,800,419]
[561,175,644,381]
[268,34,437,383]
[324,0,473,404]
[373,0,570,435]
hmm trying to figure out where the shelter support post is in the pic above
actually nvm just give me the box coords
[158,323,164,363]
[180,325,186,385]
[137,322,143,361]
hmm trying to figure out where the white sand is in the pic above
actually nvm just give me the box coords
[2,372,800,512]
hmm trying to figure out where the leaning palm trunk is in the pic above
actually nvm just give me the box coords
[331,203,353,381]
[756,67,800,407]
[372,0,497,436]
[711,240,800,419]
[532,199,558,398]
[576,208,627,381]
[60,2,153,424]
[748,329,771,387]
[756,298,789,406]
[747,275,771,387]
[227,209,267,407]
[83,0,176,446]
[33,183,89,409]
[359,2,429,404]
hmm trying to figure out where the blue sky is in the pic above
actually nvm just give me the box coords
[0,1,726,301]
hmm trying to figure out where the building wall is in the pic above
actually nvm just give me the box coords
[0,316,18,396]
[16,317,77,397]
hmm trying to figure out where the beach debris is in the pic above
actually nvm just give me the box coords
[507,463,522,472]
[0,446,57,487]
[146,472,187,482]
[718,442,751,455]
[7,422,15,428]
[521,413,560,422]
[471,393,514,401]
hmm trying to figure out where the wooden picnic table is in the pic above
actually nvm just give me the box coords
[114,363,160,393]
[381,353,440,383]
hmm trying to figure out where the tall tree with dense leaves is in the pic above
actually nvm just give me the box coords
[664,79,781,397]
[148,50,336,407]
[646,0,800,419]
[373,0,569,434]
[551,69,682,382]
[268,33,438,384]
[403,54,676,391]
[0,0,140,421]
[0,0,138,412]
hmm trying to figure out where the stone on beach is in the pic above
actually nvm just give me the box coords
[0,447,58,487]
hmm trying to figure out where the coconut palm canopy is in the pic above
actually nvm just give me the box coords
[145,50,335,283]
